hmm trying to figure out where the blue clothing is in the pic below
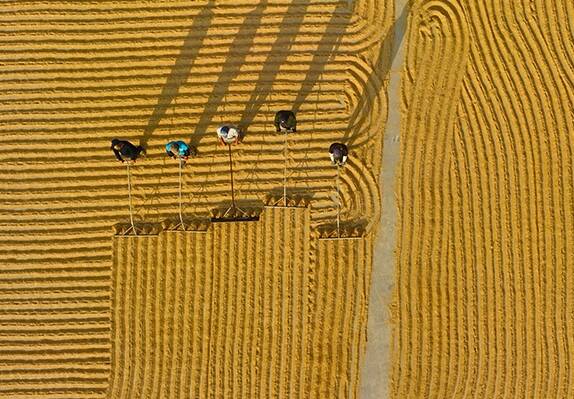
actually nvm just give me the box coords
[165,141,190,157]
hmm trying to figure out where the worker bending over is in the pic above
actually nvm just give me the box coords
[166,140,193,161]
[329,143,348,166]
[111,139,144,163]
[217,125,242,145]
[274,110,296,133]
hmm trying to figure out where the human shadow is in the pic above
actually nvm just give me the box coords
[238,0,314,131]
[344,1,410,144]
[232,0,348,197]
[290,2,353,114]
[190,0,269,146]
[139,1,215,149]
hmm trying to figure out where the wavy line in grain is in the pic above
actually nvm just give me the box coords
[305,238,371,398]
[449,2,574,398]
[391,1,469,398]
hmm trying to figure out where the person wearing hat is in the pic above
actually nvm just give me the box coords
[274,110,296,133]
[111,139,144,163]
[217,125,242,146]
[165,140,192,161]
[329,142,348,166]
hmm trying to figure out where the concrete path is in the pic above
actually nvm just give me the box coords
[359,0,409,398]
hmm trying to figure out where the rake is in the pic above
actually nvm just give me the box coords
[211,144,260,223]
[264,129,307,209]
[115,162,159,237]
[163,157,209,233]
[318,163,363,241]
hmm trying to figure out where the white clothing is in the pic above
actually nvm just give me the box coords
[330,153,348,165]
[217,125,240,144]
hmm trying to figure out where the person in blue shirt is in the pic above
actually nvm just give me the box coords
[166,141,193,161]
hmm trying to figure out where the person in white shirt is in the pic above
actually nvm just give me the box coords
[217,125,242,145]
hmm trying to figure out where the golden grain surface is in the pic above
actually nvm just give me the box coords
[0,1,389,397]
[110,208,371,398]
[392,1,574,398]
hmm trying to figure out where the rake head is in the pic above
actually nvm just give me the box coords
[264,194,310,208]
[316,224,365,241]
[210,206,261,223]
[113,223,161,237]
[162,218,210,233]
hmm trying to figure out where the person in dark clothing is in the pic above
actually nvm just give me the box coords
[111,139,144,163]
[274,110,296,133]
[329,142,348,166]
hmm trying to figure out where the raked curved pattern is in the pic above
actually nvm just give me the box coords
[392,0,469,397]
[392,0,574,398]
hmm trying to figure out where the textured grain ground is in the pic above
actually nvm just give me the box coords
[392,1,574,398]
[0,1,390,397]
[110,208,312,399]
[110,208,372,398]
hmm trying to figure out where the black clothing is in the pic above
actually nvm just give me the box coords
[329,143,348,161]
[274,110,296,132]
[111,140,143,162]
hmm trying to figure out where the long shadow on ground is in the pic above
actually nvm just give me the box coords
[188,0,270,147]
[139,1,215,149]
[238,1,351,131]
[344,2,409,145]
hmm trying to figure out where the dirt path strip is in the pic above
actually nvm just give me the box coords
[359,0,409,397]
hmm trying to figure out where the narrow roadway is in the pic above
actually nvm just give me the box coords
[359,0,409,397]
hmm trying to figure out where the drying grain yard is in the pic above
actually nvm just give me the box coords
[2,0,574,398]
[0,0,387,397]
[391,1,574,398]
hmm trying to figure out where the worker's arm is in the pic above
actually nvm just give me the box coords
[165,143,176,158]
[112,148,123,162]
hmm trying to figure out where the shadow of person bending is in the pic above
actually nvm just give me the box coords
[237,0,314,132]
[290,1,352,114]
[139,1,215,149]
[190,0,269,147]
